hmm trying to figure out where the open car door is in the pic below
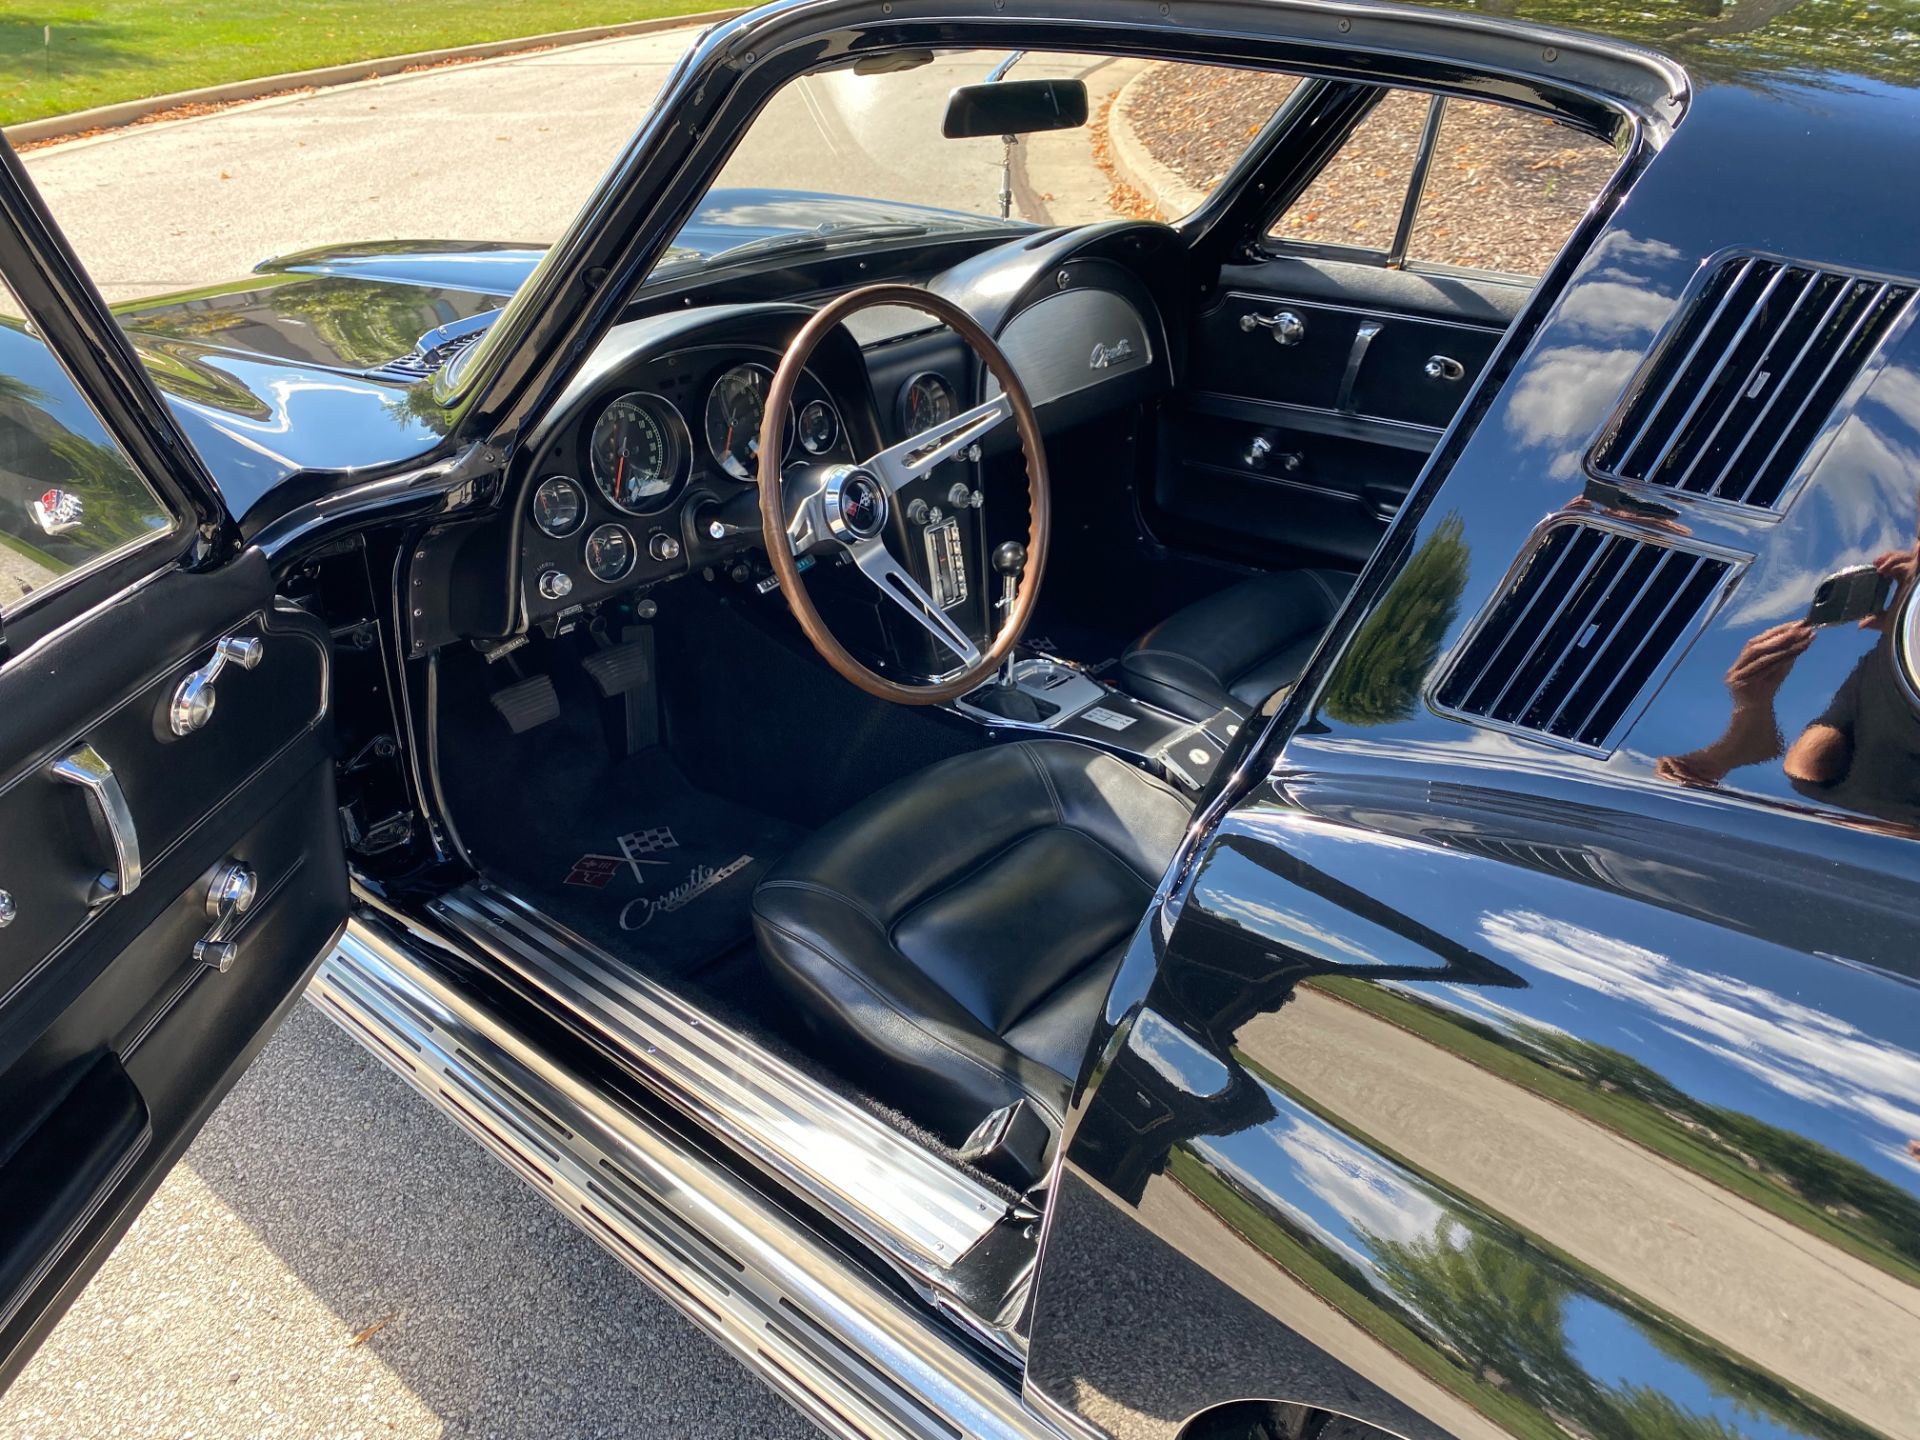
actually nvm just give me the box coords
[0,142,348,1385]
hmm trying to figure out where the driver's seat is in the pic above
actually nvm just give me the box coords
[750,741,1190,1154]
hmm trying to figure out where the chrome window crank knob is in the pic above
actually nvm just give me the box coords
[1241,309,1306,345]
[195,861,257,973]
[170,634,263,737]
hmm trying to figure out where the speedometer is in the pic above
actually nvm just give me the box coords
[705,363,794,482]
[591,393,687,514]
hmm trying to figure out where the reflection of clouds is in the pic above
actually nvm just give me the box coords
[1556,281,1674,342]
[1504,345,1644,476]
[1578,232,1685,273]
[1196,1109,1450,1280]
[1196,885,1390,969]
[1480,908,1920,1158]
[1274,1113,1448,1248]
[1722,409,1919,624]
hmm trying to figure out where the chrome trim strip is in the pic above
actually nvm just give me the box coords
[426,884,1007,1271]
[311,918,1061,1440]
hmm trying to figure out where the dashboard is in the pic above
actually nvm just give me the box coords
[503,225,1175,679]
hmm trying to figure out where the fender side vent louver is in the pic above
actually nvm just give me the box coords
[1435,521,1734,752]
[366,326,489,383]
[1590,256,1913,510]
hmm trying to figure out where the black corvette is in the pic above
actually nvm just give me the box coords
[0,2,1915,1438]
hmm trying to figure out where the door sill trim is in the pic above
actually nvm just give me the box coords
[312,917,1061,1440]
[419,883,1009,1274]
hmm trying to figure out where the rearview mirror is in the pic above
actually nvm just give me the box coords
[942,79,1089,139]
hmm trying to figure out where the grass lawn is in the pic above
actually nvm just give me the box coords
[0,1,726,127]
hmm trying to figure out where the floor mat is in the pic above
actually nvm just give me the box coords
[442,676,802,981]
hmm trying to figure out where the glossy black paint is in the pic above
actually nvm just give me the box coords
[1032,7,1920,1439]
[100,189,1013,526]
[6,0,1918,1432]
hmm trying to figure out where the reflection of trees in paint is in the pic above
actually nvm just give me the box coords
[1424,0,1920,90]
[265,278,452,368]
[1321,512,1469,726]
[0,364,168,597]
[1363,1217,1863,1440]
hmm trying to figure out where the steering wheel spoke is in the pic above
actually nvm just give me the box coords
[868,394,1013,493]
[849,538,983,670]
[758,283,1047,705]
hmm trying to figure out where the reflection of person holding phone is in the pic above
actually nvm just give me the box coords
[1657,540,1920,824]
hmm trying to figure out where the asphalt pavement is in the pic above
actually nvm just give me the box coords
[2,25,1133,1435]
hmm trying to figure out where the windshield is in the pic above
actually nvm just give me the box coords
[649,49,1274,283]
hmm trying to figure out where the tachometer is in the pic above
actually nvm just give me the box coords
[899,371,957,435]
[591,393,687,513]
[705,363,793,482]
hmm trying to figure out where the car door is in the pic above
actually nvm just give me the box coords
[1155,83,1621,571]
[0,143,348,1387]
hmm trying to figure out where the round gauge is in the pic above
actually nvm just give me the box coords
[583,523,636,584]
[899,371,957,435]
[797,398,840,456]
[530,476,585,538]
[705,363,793,482]
[590,392,686,514]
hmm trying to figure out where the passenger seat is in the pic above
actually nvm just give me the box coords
[1117,569,1353,723]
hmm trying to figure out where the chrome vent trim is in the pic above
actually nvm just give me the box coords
[1590,255,1914,511]
[1434,519,1737,753]
[365,314,496,383]
[311,918,1063,1440]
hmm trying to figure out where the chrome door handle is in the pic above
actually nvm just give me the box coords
[50,744,141,904]
[170,634,263,737]
[1240,309,1306,345]
[195,862,257,973]
[1424,354,1466,382]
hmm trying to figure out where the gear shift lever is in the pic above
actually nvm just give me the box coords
[992,541,1027,688]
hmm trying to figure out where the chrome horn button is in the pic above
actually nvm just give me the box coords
[823,465,889,543]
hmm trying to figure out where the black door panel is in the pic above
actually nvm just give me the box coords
[1154,402,1428,569]
[0,554,345,1384]
[1159,256,1524,570]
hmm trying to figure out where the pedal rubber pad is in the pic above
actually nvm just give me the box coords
[581,642,651,698]
[490,674,561,734]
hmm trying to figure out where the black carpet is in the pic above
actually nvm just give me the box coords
[440,658,801,981]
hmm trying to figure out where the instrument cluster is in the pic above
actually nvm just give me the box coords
[520,345,857,624]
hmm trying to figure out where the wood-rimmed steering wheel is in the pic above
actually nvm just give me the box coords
[758,284,1049,705]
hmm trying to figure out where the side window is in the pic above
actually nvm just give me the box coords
[1405,98,1621,274]
[1268,91,1619,277]
[1268,90,1435,253]
[0,283,173,614]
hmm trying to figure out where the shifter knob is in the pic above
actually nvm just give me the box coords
[993,540,1027,577]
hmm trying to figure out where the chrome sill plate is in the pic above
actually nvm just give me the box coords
[312,919,1061,1440]
[424,884,1007,1273]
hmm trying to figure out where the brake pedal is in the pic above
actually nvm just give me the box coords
[490,674,560,734]
[580,641,650,697]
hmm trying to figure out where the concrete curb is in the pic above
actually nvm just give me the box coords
[3,9,741,148]
[1103,65,1207,223]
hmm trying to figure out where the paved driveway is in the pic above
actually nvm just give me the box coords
[20,29,1126,304]
[3,25,1132,1435]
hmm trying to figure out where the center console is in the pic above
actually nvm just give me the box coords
[953,655,1233,791]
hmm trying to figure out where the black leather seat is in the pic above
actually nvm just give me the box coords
[751,741,1190,1147]
[1119,568,1353,723]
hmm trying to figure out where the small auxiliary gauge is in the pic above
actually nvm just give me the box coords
[584,523,636,584]
[531,476,585,537]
